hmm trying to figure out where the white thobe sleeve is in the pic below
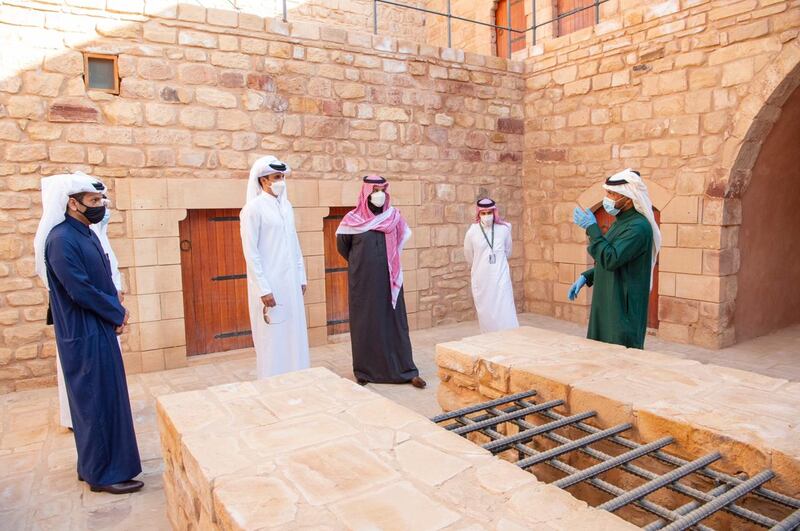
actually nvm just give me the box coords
[293,230,307,285]
[505,223,513,258]
[464,227,474,266]
[106,242,122,292]
[240,205,272,297]
[111,264,123,292]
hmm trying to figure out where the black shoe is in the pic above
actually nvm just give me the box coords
[356,379,368,386]
[89,480,144,494]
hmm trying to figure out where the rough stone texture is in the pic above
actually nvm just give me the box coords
[436,326,800,497]
[521,0,800,350]
[0,1,524,393]
[157,366,637,530]
[425,0,494,56]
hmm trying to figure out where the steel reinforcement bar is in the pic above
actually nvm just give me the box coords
[432,391,800,530]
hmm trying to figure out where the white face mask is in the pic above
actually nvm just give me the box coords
[602,196,621,216]
[270,180,286,196]
[480,214,494,227]
[370,191,386,208]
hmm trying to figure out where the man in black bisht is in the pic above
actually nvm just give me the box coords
[336,176,426,388]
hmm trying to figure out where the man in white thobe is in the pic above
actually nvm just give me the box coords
[464,198,519,333]
[52,178,123,429]
[240,155,310,378]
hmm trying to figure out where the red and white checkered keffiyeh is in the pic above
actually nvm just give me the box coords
[475,197,510,226]
[336,176,411,309]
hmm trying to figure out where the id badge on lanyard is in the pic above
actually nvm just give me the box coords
[480,224,496,265]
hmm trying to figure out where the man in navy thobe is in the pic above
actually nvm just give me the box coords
[34,173,142,494]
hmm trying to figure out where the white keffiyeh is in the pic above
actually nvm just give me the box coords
[33,172,106,288]
[246,155,292,204]
[603,168,662,290]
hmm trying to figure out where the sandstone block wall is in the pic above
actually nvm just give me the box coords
[228,0,429,44]
[425,0,495,56]
[521,0,800,348]
[0,0,525,393]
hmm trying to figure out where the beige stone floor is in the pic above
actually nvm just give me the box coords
[1,313,798,530]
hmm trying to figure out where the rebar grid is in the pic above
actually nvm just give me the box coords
[432,391,800,530]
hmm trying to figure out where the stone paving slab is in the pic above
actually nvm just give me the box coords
[157,366,638,531]
[436,325,800,497]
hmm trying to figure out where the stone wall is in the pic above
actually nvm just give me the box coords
[94,0,429,44]
[0,0,525,393]
[425,0,495,56]
[234,0,429,43]
[521,0,800,348]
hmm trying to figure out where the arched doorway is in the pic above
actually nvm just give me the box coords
[733,84,800,342]
[593,207,661,330]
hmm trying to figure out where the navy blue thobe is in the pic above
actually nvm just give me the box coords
[45,216,141,486]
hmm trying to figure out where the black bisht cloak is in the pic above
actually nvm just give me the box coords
[336,201,419,383]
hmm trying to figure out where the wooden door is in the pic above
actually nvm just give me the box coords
[323,207,353,336]
[593,207,661,329]
[556,0,595,37]
[496,0,526,58]
[179,209,253,356]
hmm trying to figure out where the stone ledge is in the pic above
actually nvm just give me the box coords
[436,326,800,497]
[156,366,637,530]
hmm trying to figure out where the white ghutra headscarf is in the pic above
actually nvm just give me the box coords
[246,155,292,204]
[33,172,106,288]
[603,168,662,290]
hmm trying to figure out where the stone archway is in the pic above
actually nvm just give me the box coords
[718,38,800,343]
[719,39,800,199]
[732,83,800,342]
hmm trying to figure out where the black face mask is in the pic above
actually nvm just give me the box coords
[77,200,106,224]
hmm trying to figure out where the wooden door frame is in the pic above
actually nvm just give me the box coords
[495,0,527,57]
[323,207,354,336]
[179,208,253,357]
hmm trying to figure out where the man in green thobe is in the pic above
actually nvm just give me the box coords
[568,169,662,348]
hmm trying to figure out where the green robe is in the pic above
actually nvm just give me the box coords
[582,208,653,349]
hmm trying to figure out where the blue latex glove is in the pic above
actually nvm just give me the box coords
[568,275,587,301]
[573,207,597,230]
